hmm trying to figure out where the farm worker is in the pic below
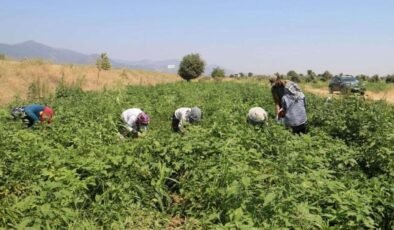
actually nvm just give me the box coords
[11,104,54,127]
[172,107,202,132]
[247,107,268,125]
[120,108,150,137]
[269,76,308,134]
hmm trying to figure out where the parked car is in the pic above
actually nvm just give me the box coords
[328,75,365,94]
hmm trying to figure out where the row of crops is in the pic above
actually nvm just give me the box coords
[1,81,394,229]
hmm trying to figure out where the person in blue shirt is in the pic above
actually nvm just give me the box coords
[270,76,307,134]
[11,104,54,127]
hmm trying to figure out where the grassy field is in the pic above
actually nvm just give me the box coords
[363,81,394,92]
[1,81,394,229]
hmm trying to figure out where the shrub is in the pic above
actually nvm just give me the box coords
[211,67,225,78]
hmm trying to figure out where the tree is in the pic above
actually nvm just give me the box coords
[96,53,111,71]
[357,74,368,81]
[320,71,333,82]
[0,54,5,60]
[239,72,245,77]
[385,75,394,83]
[369,74,380,82]
[274,72,286,80]
[211,67,225,78]
[306,69,317,82]
[248,72,253,77]
[178,53,205,81]
[287,70,300,82]
[95,53,111,84]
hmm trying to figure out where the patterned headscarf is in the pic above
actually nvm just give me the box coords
[284,81,305,100]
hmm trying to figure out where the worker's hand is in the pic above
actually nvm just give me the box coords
[179,127,186,134]
[125,126,133,132]
[22,118,30,125]
[137,132,146,137]
[277,108,285,118]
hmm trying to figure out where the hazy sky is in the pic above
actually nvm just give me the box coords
[1,0,394,75]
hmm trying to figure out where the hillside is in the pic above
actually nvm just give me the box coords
[0,40,98,65]
[0,41,229,74]
[0,59,180,105]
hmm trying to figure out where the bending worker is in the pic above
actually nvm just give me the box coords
[247,107,268,125]
[120,108,150,137]
[172,107,202,132]
[11,104,54,127]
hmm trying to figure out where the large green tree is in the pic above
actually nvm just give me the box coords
[178,53,205,81]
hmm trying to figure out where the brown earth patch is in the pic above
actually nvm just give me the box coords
[303,85,394,104]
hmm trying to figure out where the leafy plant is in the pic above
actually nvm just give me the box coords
[1,81,394,229]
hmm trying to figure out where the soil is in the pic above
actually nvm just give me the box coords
[303,85,394,104]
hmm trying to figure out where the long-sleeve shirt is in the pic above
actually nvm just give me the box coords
[281,95,307,127]
[121,108,143,132]
[24,104,45,126]
[174,107,191,129]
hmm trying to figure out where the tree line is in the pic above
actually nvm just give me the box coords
[177,53,394,84]
[1,51,393,83]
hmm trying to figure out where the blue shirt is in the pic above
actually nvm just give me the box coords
[24,104,45,123]
[281,95,307,127]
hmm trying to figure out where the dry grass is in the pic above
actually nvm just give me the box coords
[0,59,180,105]
[198,78,394,104]
[303,85,394,104]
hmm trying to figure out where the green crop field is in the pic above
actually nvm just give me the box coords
[1,81,394,229]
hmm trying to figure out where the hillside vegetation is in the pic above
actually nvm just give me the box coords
[1,82,394,229]
[0,59,179,105]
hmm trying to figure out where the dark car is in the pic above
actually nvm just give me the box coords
[328,75,365,94]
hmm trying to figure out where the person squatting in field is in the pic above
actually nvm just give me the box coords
[247,107,268,125]
[120,108,150,137]
[172,107,202,132]
[11,104,54,127]
[269,76,308,134]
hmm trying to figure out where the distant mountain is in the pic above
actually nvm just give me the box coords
[0,40,98,65]
[0,40,231,74]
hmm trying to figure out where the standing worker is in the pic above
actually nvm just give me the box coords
[172,107,202,132]
[11,104,54,127]
[120,108,150,137]
[269,76,307,134]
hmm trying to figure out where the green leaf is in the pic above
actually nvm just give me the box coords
[263,192,276,207]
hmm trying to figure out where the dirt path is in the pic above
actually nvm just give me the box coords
[303,85,394,104]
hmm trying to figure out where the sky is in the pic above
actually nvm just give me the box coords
[1,0,394,75]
